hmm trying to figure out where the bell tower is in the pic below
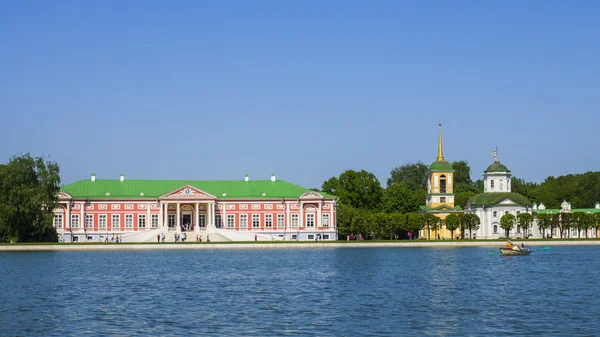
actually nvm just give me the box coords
[426,120,455,211]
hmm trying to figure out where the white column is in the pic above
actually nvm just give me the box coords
[146,203,151,231]
[223,203,227,229]
[286,202,290,230]
[66,202,71,230]
[317,201,322,228]
[80,203,85,231]
[330,202,334,229]
[162,203,167,227]
[195,202,199,233]
[176,203,181,233]
[299,202,303,228]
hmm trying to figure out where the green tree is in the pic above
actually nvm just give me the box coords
[444,214,460,240]
[499,213,516,238]
[389,212,407,239]
[557,213,572,238]
[336,204,356,238]
[381,182,420,214]
[594,213,600,238]
[464,213,480,239]
[451,160,472,187]
[424,213,440,240]
[535,213,551,238]
[387,162,428,191]
[511,177,539,201]
[572,212,586,238]
[370,212,391,240]
[517,213,534,239]
[550,213,560,238]
[405,213,425,238]
[0,153,61,242]
[322,170,383,210]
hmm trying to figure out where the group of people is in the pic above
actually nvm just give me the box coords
[505,240,529,251]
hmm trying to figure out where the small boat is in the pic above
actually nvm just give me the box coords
[499,248,532,256]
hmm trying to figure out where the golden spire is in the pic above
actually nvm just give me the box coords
[437,119,444,161]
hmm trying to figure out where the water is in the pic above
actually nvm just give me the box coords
[0,246,598,336]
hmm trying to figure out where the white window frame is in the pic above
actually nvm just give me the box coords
[265,214,273,228]
[306,214,315,227]
[198,214,206,228]
[99,214,107,228]
[227,214,235,228]
[85,214,93,228]
[125,214,134,228]
[322,214,330,227]
[54,214,63,228]
[240,214,248,228]
[215,214,222,228]
[277,214,285,228]
[168,214,176,228]
[291,214,299,227]
[71,214,80,228]
[151,214,159,228]
[138,214,146,228]
[112,214,120,230]
[252,214,260,228]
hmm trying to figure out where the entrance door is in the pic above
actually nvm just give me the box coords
[182,214,191,231]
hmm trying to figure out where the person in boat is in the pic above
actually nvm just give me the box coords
[505,240,512,249]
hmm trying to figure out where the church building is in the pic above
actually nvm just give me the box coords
[419,121,462,239]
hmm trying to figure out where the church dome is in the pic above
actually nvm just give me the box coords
[485,161,510,173]
[429,160,453,171]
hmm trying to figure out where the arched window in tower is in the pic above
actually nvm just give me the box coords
[440,174,447,193]
[491,180,495,189]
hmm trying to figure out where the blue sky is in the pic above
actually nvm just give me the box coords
[1,1,599,188]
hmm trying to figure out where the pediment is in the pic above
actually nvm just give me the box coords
[58,192,72,200]
[435,205,455,211]
[499,199,515,205]
[159,185,216,200]
[299,192,324,200]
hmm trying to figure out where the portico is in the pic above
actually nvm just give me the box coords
[158,185,218,234]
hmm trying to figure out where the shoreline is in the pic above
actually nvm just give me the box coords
[2,240,600,251]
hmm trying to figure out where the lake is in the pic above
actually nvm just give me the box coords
[1,246,598,336]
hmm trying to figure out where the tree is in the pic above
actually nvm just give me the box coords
[0,153,61,242]
[387,162,428,191]
[405,213,425,238]
[370,212,391,240]
[464,213,480,239]
[535,213,550,238]
[557,213,572,238]
[451,160,472,187]
[381,182,420,214]
[389,212,407,239]
[517,213,534,239]
[445,214,460,240]
[423,213,440,240]
[594,213,600,238]
[511,177,539,201]
[572,212,586,238]
[336,204,356,238]
[500,213,516,238]
[322,170,383,210]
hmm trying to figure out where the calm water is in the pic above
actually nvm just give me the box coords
[1,246,599,336]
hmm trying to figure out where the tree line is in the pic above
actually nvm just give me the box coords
[319,162,600,240]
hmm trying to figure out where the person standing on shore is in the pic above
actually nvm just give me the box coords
[408,232,412,240]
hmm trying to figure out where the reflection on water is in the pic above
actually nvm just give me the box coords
[0,246,599,336]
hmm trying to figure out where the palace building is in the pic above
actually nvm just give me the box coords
[54,174,338,242]
[419,121,462,239]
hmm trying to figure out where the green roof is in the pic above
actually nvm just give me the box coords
[468,192,531,206]
[60,179,335,199]
[429,160,454,171]
[420,205,463,212]
[485,161,510,173]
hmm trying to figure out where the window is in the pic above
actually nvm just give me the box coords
[323,234,330,240]
[291,214,299,227]
[198,214,206,228]
[86,214,93,228]
[138,214,146,228]
[227,214,235,228]
[493,211,497,218]
[252,214,260,228]
[151,214,159,228]
[493,225,498,234]
[99,215,107,228]
[505,211,509,215]
[125,214,133,228]
[517,226,521,234]
[215,215,222,228]
[292,234,297,240]
[265,214,273,228]
[112,214,120,230]
[308,234,314,240]
[440,197,446,203]
[307,214,315,227]
[168,214,175,228]
[240,214,248,228]
[71,214,80,228]
[517,211,521,215]
[54,214,63,228]
[491,180,495,189]
[277,214,285,227]
[322,214,330,227]
[440,175,447,193]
